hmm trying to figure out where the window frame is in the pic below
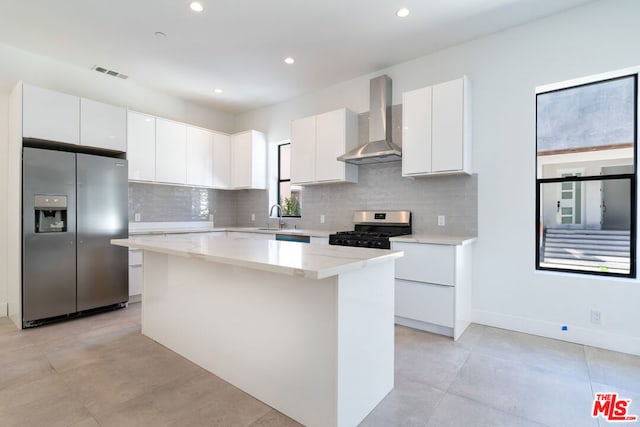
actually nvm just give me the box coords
[535,72,638,278]
[277,142,301,218]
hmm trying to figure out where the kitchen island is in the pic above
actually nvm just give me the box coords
[111,234,402,427]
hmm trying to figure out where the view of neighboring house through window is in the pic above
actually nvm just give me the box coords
[536,73,637,277]
[278,143,301,217]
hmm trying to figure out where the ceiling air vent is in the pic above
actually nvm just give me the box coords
[92,65,128,80]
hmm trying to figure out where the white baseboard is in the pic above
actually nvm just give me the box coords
[472,309,640,356]
[0,303,7,317]
[128,294,142,304]
[395,316,454,338]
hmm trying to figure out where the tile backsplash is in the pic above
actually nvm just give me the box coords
[236,165,477,236]
[128,182,237,226]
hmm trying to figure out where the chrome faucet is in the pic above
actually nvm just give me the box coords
[269,203,285,228]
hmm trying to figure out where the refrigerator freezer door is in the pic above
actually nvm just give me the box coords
[76,153,129,311]
[22,147,77,322]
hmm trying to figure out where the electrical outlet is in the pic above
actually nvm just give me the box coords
[438,215,445,226]
[134,213,141,222]
[591,309,602,325]
[320,214,325,224]
[251,213,255,222]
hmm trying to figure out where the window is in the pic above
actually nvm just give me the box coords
[536,73,637,277]
[277,143,301,217]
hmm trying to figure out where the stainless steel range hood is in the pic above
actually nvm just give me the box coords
[337,75,402,164]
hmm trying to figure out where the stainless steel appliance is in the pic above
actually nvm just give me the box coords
[337,75,402,164]
[22,147,128,327]
[329,210,412,249]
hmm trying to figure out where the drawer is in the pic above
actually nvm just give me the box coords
[391,242,455,285]
[395,279,454,327]
[129,249,142,266]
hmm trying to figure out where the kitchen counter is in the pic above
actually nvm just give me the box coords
[128,222,333,237]
[224,227,333,237]
[127,222,477,245]
[111,233,399,426]
[113,234,401,279]
[390,234,477,245]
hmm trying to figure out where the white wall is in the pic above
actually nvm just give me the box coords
[0,96,7,316]
[0,43,236,317]
[236,0,640,355]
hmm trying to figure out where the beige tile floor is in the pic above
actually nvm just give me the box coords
[0,303,639,427]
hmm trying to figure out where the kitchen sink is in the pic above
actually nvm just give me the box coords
[256,227,283,231]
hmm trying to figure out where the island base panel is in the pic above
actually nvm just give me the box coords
[142,251,395,427]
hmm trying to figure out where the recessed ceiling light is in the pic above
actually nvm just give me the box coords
[396,7,410,18]
[190,1,204,12]
[214,88,223,94]
[284,57,295,65]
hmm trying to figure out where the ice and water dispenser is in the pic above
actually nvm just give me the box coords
[34,195,68,233]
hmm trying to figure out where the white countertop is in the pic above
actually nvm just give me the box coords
[113,234,403,280]
[128,222,332,237]
[128,222,476,245]
[389,234,477,245]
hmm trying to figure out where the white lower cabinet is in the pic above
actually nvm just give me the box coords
[395,280,454,327]
[227,232,275,240]
[310,236,329,245]
[391,241,473,340]
[128,249,143,298]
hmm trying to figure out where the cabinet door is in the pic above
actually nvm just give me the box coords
[155,118,187,184]
[249,130,267,189]
[290,115,316,184]
[231,132,252,188]
[315,109,345,182]
[127,111,156,181]
[80,98,127,151]
[395,279,454,327]
[186,126,214,187]
[391,242,455,285]
[432,78,464,172]
[402,86,432,176]
[22,84,80,144]
[212,133,231,189]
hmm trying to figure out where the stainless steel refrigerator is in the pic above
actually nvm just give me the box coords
[22,147,128,327]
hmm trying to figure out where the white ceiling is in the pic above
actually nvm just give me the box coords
[0,0,594,114]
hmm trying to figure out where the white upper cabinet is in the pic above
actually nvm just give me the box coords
[127,111,156,181]
[22,84,80,144]
[231,130,267,189]
[402,76,471,177]
[432,79,466,173]
[290,108,358,185]
[290,115,316,184]
[80,98,127,152]
[155,118,187,184]
[402,86,432,176]
[186,126,214,187]
[212,132,231,189]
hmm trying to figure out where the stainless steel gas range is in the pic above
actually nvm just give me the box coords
[329,210,412,249]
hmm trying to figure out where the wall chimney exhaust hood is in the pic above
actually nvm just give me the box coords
[337,75,401,164]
